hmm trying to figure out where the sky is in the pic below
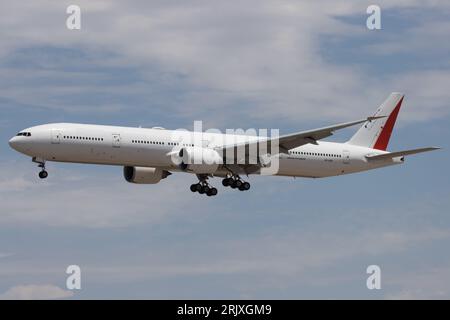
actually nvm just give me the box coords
[0,0,449,299]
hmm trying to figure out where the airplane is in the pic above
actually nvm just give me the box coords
[8,92,439,197]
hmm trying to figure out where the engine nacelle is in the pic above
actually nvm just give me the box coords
[178,146,222,174]
[123,166,171,184]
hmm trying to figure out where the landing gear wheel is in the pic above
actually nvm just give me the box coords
[39,170,48,179]
[206,187,218,197]
[202,185,210,194]
[192,175,218,196]
[199,184,211,194]
[223,172,250,191]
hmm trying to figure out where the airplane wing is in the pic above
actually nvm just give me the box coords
[218,116,385,157]
[365,147,440,161]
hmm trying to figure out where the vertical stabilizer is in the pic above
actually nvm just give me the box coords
[348,92,404,151]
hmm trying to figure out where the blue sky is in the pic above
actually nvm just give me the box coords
[0,0,449,299]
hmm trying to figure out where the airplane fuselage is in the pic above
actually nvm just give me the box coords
[9,123,399,179]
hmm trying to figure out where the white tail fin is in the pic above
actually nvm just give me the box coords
[348,92,404,151]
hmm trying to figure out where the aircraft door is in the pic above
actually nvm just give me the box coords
[51,129,62,144]
[112,134,121,148]
[343,150,350,164]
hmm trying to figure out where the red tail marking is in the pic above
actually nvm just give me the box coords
[373,97,403,151]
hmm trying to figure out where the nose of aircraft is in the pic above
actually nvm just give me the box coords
[9,132,35,155]
[9,135,30,154]
[8,136,17,150]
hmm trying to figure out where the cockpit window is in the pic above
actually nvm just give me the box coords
[17,132,31,137]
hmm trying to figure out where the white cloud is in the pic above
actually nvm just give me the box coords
[0,1,449,124]
[0,172,448,298]
[0,284,73,300]
[0,161,214,228]
[385,267,450,299]
[47,228,450,285]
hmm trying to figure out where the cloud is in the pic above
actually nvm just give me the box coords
[30,228,448,285]
[0,161,217,228]
[0,164,448,298]
[0,284,73,300]
[1,1,449,126]
[385,267,450,299]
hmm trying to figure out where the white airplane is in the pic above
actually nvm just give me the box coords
[9,93,439,196]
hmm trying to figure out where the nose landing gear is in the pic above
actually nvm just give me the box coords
[38,170,48,179]
[33,157,48,179]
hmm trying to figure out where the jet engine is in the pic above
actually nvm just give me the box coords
[123,166,171,184]
[177,146,222,174]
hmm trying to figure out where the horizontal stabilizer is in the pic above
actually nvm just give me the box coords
[366,147,440,161]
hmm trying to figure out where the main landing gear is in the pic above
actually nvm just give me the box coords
[189,173,250,196]
[33,157,48,179]
[190,175,218,197]
[222,175,250,191]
